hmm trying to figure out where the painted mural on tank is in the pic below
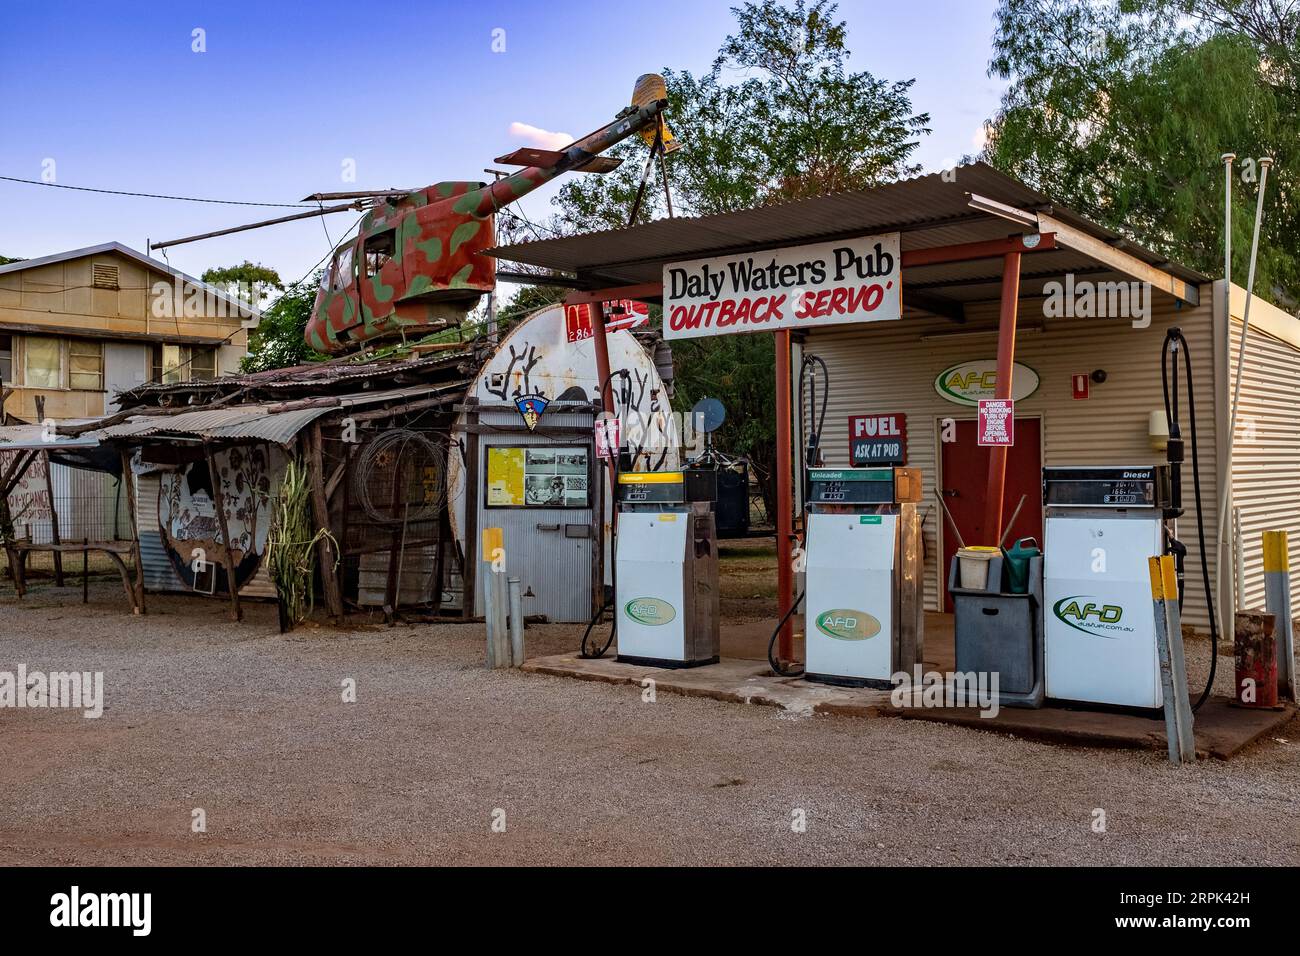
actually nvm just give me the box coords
[158,444,286,593]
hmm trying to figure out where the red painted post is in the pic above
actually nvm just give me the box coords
[589,300,616,475]
[775,329,794,661]
[983,251,1022,545]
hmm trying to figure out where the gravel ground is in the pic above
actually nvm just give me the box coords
[0,582,1297,866]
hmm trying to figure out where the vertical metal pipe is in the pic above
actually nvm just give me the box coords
[1234,506,1246,612]
[508,575,524,667]
[775,329,794,662]
[1218,157,1273,549]
[983,252,1022,544]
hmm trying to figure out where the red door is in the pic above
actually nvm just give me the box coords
[939,418,1042,611]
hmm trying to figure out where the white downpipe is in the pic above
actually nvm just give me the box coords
[1216,157,1273,590]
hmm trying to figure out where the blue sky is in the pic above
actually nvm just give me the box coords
[0,0,1007,292]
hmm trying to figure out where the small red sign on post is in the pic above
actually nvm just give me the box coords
[1071,373,1090,400]
[564,300,651,343]
[977,399,1014,447]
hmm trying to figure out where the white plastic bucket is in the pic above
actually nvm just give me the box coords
[957,546,999,590]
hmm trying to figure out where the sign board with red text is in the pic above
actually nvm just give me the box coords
[977,399,1015,447]
[848,413,907,466]
[662,233,902,340]
[563,300,651,343]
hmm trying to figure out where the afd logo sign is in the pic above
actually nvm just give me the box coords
[1052,596,1136,638]
[625,597,676,626]
[815,609,882,641]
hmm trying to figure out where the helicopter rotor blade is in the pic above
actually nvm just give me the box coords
[301,189,413,201]
[150,200,366,250]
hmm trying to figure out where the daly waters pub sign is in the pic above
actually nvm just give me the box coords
[662,233,902,340]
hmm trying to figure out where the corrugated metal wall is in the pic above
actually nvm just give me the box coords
[474,407,596,623]
[802,291,1221,629]
[135,473,183,592]
[1229,319,1300,616]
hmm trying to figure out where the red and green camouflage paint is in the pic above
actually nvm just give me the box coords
[305,93,668,355]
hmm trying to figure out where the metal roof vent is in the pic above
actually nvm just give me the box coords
[92,262,120,290]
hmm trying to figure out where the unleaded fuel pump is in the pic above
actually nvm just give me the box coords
[613,469,721,668]
[798,466,925,687]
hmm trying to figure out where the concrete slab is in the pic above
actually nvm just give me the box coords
[521,652,1294,759]
[889,697,1296,760]
[520,654,895,716]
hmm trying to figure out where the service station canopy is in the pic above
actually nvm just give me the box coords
[486,162,1206,327]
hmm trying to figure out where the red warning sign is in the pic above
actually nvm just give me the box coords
[977,399,1015,447]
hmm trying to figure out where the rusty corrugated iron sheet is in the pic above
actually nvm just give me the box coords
[94,384,466,445]
[485,162,1208,290]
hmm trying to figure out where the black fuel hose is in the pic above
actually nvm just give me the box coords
[580,599,616,659]
[1161,327,1218,711]
[767,589,806,677]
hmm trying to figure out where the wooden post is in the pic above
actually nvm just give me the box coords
[34,396,64,586]
[203,442,241,622]
[461,400,481,619]
[118,447,146,614]
[305,424,344,621]
[1149,555,1196,763]
[984,251,1022,545]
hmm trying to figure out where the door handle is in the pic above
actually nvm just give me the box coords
[536,523,560,532]
[941,489,960,497]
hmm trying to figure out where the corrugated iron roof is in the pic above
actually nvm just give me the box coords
[486,162,1208,293]
[91,384,465,445]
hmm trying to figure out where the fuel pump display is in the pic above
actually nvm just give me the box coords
[614,470,720,668]
[801,467,924,687]
[1042,466,1171,708]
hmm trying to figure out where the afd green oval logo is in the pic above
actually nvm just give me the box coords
[625,597,676,626]
[815,609,881,641]
[934,360,1040,406]
[1052,596,1134,638]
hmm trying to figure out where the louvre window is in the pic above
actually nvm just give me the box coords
[0,333,11,384]
[92,262,119,290]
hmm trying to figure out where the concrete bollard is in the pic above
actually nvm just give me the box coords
[1262,530,1297,701]
[482,528,509,669]
[508,576,524,667]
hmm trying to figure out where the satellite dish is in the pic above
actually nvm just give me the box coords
[692,397,726,434]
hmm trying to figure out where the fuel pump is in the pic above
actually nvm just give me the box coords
[796,467,924,687]
[612,469,720,667]
[1042,465,1172,708]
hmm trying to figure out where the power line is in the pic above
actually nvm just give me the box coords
[0,174,313,208]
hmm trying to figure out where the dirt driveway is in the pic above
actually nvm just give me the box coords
[0,582,1296,866]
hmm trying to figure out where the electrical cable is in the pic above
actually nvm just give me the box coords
[1161,326,1218,711]
[0,174,314,207]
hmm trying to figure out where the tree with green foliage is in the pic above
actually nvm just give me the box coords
[0,255,23,265]
[240,274,329,373]
[986,0,1299,309]
[201,260,283,310]
[550,0,929,514]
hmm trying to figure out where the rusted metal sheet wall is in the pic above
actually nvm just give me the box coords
[803,290,1221,629]
[1229,318,1300,618]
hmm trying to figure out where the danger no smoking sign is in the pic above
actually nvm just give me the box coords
[977,398,1015,447]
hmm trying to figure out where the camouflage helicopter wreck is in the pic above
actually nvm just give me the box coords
[151,75,676,355]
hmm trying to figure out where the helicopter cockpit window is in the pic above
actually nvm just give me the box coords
[364,230,396,277]
[331,246,354,291]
